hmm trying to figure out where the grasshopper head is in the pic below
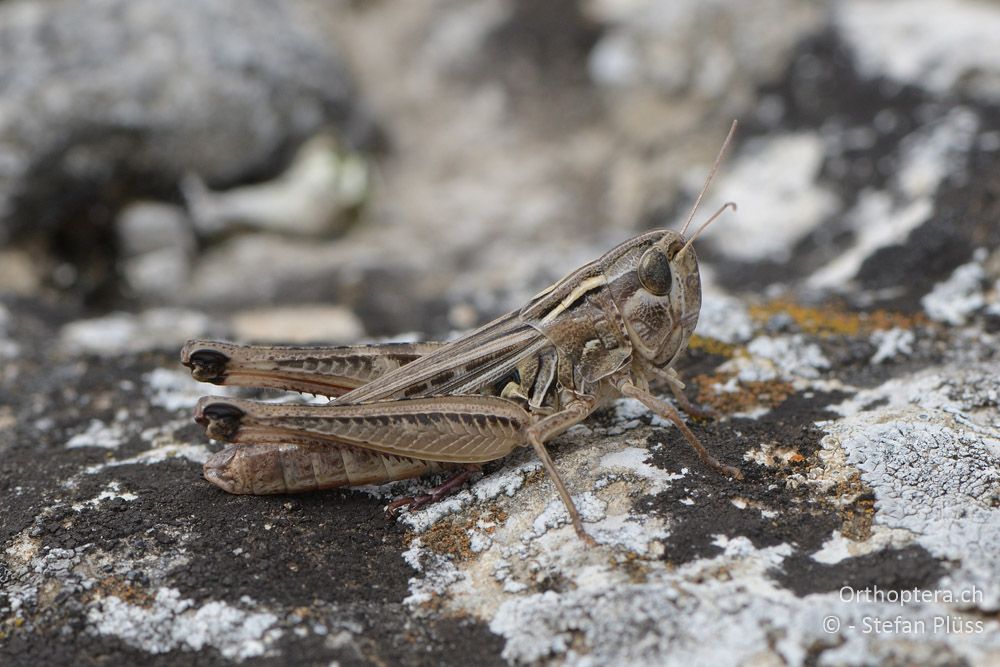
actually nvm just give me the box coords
[614,120,736,372]
[609,190,735,371]
[610,230,701,369]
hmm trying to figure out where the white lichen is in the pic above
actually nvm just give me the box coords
[696,292,755,344]
[810,526,915,565]
[66,419,126,450]
[87,587,281,661]
[70,481,139,511]
[489,545,1000,666]
[397,459,541,534]
[402,543,468,607]
[870,327,915,364]
[922,257,987,325]
[823,366,1000,609]
[825,409,1000,609]
[740,334,831,380]
[530,494,607,539]
[599,447,685,493]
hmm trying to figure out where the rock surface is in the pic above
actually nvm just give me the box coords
[2,1,1000,666]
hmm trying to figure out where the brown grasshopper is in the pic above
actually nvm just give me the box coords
[181,122,742,546]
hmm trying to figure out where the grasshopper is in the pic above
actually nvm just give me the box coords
[181,122,742,546]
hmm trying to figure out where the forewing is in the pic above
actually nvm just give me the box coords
[339,311,544,403]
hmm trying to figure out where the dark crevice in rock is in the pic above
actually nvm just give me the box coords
[772,544,946,597]
[642,389,849,565]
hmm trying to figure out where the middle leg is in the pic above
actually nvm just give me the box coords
[524,397,600,546]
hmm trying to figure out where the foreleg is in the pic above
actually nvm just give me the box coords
[620,381,742,480]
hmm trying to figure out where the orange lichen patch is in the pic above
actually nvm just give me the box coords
[521,468,548,488]
[743,442,808,468]
[687,334,738,358]
[419,520,473,560]
[289,606,316,623]
[826,472,877,541]
[0,615,25,641]
[840,497,876,542]
[481,506,509,530]
[748,299,928,337]
[694,372,793,415]
[611,546,651,571]
[409,507,509,561]
[84,576,155,607]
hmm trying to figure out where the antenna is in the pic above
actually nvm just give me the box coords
[679,202,737,256]
[678,120,738,237]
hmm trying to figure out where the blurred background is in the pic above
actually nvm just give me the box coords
[3,2,1000,665]
[2,0,997,354]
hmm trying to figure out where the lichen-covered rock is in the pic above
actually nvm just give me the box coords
[3,1,1000,666]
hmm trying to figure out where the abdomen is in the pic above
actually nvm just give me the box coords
[204,443,454,494]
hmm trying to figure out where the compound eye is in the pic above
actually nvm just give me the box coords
[638,248,672,296]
